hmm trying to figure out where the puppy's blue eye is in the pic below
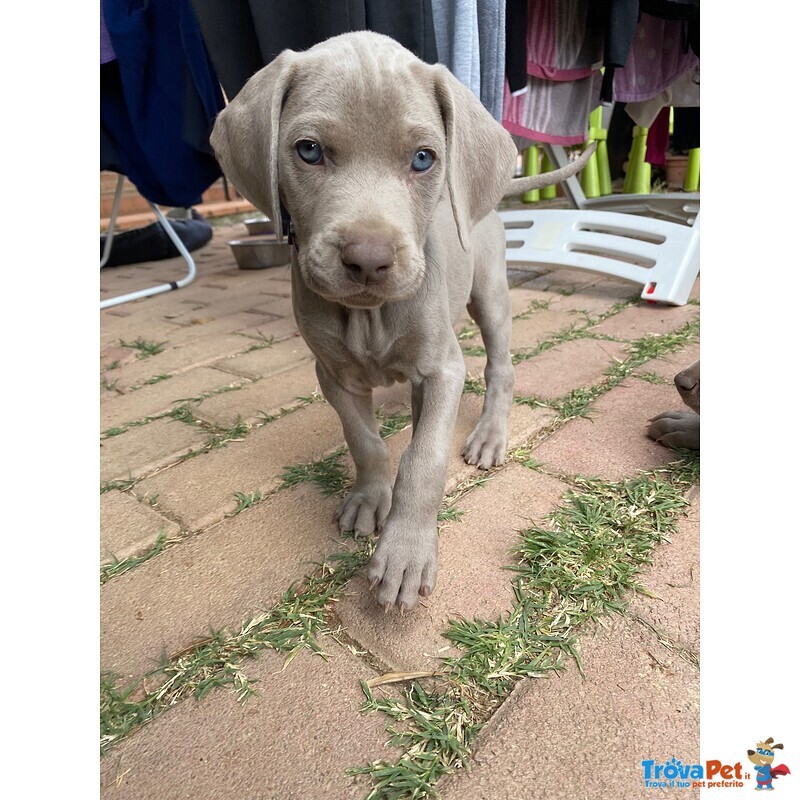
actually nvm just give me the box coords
[296,140,323,165]
[411,149,435,172]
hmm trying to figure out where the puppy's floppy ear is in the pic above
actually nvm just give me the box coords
[210,50,298,243]
[432,65,518,250]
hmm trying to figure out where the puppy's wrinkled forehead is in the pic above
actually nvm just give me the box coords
[283,35,441,141]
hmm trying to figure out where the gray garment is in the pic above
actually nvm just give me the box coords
[431,0,505,121]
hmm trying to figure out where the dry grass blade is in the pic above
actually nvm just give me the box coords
[366,671,438,689]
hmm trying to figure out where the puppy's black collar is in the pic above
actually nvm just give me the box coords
[280,203,297,251]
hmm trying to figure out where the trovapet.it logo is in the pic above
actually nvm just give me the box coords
[641,758,745,789]
[641,738,791,791]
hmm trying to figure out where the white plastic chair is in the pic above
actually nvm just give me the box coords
[500,208,700,305]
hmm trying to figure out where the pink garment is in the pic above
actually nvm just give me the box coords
[502,0,602,144]
[525,0,602,80]
[613,13,700,103]
[645,106,671,168]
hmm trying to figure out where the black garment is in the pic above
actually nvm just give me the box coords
[100,211,213,268]
[672,106,700,152]
[588,0,640,105]
[505,0,528,94]
[191,0,438,101]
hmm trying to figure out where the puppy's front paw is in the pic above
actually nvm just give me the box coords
[335,483,392,537]
[365,520,438,611]
[462,420,508,470]
[647,411,700,450]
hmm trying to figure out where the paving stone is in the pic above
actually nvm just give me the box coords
[507,286,554,316]
[533,379,681,479]
[100,483,343,682]
[215,337,314,380]
[508,308,580,352]
[101,417,208,483]
[630,488,700,654]
[100,491,181,566]
[100,367,245,432]
[518,266,605,294]
[547,281,640,316]
[100,313,181,349]
[164,311,281,342]
[134,401,345,531]
[437,615,700,800]
[236,316,302,343]
[638,341,701,383]
[99,641,396,800]
[110,334,253,390]
[589,300,699,339]
[514,338,628,399]
[336,465,571,670]
[193,361,321,428]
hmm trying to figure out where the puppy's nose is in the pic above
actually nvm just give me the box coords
[675,372,698,392]
[341,237,394,285]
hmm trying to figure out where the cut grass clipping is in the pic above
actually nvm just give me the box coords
[347,456,697,799]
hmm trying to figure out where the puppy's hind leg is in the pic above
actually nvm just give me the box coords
[461,220,515,470]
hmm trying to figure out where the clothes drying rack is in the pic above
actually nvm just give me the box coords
[100,174,198,310]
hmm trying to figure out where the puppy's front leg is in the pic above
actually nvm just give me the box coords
[315,361,393,537]
[367,353,465,611]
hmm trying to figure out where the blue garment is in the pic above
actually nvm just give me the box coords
[101,0,224,207]
[755,764,773,787]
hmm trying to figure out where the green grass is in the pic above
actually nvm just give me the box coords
[232,489,263,514]
[119,337,167,359]
[349,456,698,798]
[278,449,350,496]
[100,531,172,584]
[100,537,374,755]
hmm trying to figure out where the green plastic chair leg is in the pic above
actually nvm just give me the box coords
[580,141,601,198]
[597,138,612,196]
[624,125,649,194]
[540,151,557,199]
[522,145,540,204]
[684,147,700,191]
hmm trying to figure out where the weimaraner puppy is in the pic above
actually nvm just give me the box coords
[647,360,700,449]
[211,31,594,611]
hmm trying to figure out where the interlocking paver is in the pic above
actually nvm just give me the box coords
[508,308,583,351]
[590,300,699,339]
[109,333,254,390]
[100,366,245,432]
[100,229,701,799]
[192,360,320,428]
[100,491,181,566]
[213,337,314,380]
[99,641,397,800]
[134,401,345,531]
[437,615,700,800]
[100,483,342,682]
[336,465,571,670]
[533,378,683,479]
[513,337,628,399]
[100,416,208,483]
[630,488,700,653]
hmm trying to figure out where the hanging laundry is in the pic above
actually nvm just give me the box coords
[502,0,603,143]
[613,12,699,103]
[430,0,506,120]
[101,0,224,208]
[191,0,439,101]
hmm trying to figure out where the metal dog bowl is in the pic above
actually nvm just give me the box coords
[229,238,291,269]
[243,216,275,236]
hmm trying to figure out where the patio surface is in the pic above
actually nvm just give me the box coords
[100,211,700,799]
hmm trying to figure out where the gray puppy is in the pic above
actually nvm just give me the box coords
[648,360,700,450]
[211,31,593,611]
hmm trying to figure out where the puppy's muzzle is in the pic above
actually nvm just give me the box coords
[341,235,396,286]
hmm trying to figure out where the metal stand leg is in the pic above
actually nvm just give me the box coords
[100,180,197,310]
